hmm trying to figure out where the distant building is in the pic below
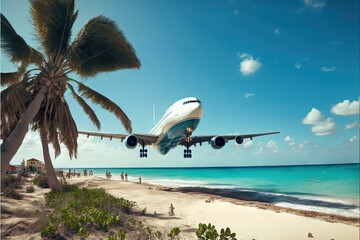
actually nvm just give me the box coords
[6,165,21,174]
[26,158,45,173]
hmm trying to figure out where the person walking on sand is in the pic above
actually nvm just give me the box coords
[139,177,142,184]
[121,172,124,181]
[168,203,175,216]
[125,173,128,181]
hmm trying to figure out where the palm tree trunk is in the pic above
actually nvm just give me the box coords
[1,86,47,177]
[40,128,61,191]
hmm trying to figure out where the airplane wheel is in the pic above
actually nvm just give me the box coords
[140,154,143,158]
[144,154,147,158]
[189,154,192,158]
[184,154,187,158]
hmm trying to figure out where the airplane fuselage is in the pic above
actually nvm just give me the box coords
[149,97,203,154]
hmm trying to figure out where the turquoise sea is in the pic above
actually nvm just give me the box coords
[71,164,360,218]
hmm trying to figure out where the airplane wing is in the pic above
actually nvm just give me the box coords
[78,130,158,146]
[179,131,280,147]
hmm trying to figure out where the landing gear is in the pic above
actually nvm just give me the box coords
[184,148,192,158]
[140,143,148,158]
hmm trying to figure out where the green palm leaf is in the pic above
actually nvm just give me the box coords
[67,82,101,129]
[30,0,78,58]
[71,79,132,133]
[1,14,43,65]
[1,72,20,86]
[68,16,140,77]
[1,81,33,139]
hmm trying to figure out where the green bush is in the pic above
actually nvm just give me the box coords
[33,173,49,188]
[42,186,136,238]
[196,223,237,240]
[3,187,23,200]
[1,175,22,190]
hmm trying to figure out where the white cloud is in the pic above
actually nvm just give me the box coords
[303,0,326,9]
[284,135,294,142]
[302,108,324,125]
[321,66,336,72]
[331,98,359,115]
[243,140,254,149]
[344,122,360,130]
[267,140,279,153]
[311,118,337,136]
[238,52,262,76]
[274,28,281,35]
[244,93,255,98]
[294,62,302,69]
[284,135,296,147]
[348,136,358,143]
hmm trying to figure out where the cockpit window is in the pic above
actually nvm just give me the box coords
[183,100,201,105]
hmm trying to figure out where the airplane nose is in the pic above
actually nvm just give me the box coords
[192,102,203,117]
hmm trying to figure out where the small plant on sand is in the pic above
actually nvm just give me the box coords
[196,223,237,240]
[3,187,23,200]
[167,227,181,239]
[33,173,49,188]
[26,185,35,193]
[1,175,23,190]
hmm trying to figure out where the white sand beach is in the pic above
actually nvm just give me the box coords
[66,176,359,240]
[1,175,359,239]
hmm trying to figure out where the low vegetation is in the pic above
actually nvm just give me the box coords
[196,223,237,240]
[32,172,50,188]
[40,185,182,239]
[1,175,24,200]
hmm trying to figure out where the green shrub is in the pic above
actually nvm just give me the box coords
[26,185,35,193]
[196,223,237,240]
[167,227,181,239]
[3,187,23,200]
[33,173,49,188]
[1,175,22,190]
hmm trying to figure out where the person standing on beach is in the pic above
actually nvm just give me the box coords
[169,203,175,216]
[125,173,128,181]
[139,177,142,184]
[121,172,124,181]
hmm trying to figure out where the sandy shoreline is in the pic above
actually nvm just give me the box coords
[1,176,359,240]
[68,176,359,240]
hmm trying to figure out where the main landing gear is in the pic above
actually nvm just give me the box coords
[184,128,193,158]
[184,147,192,158]
[140,143,148,158]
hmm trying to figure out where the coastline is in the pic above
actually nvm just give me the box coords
[70,176,359,240]
[2,175,359,239]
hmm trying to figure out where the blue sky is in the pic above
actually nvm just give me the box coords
[1,0,359,168]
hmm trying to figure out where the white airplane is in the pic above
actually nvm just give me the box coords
[78,97,279,158]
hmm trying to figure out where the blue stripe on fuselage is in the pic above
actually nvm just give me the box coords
[157,118,200,155]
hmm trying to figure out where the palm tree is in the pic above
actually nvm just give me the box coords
[1,0,140,190]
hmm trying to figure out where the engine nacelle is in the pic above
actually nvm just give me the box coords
[125,135,138,149]
[235,136,244,144]
[210,136,226,149]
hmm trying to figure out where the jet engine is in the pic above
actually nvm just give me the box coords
[125,135,138,149]
[235,136,244,144]
[210,136,226,149]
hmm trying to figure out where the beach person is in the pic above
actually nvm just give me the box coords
[125,173,128,181]
[168,203,175,216]
[139,177,142,184]
[121,172,124,181]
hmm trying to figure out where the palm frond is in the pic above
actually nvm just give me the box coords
[66,82,101,129]
[1,81,34,139]
[30,0,78,58]
[71,79,132,133]
[1,14,43,65]
[32,96,78,158]
[67,16,140,77]
[1,72,20,86]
